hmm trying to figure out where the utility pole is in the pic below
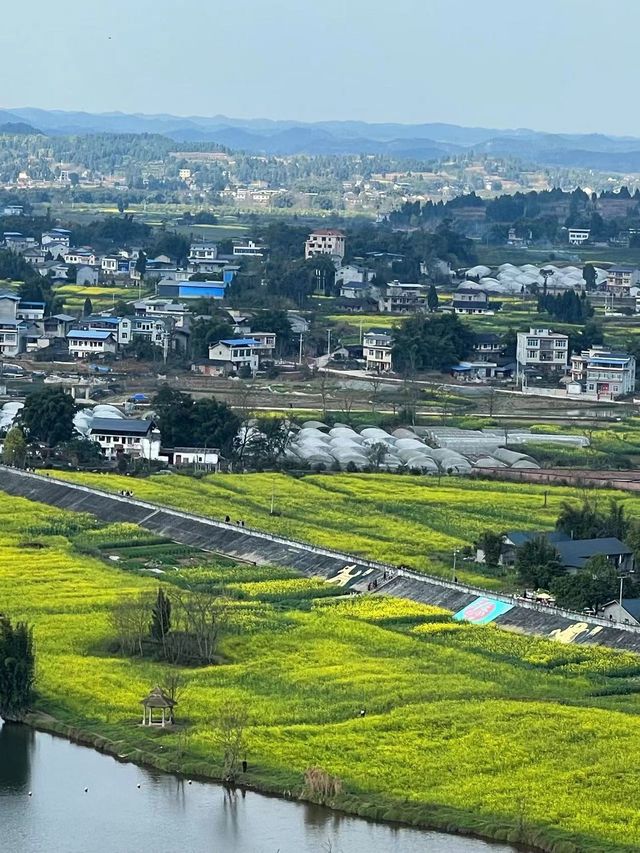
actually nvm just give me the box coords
[327,329,332,356]
[298,333,304,365]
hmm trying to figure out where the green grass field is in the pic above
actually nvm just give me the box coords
[47,471,640,588]
[4,492,640,851]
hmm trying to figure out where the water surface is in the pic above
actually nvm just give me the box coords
[0,721,523,853]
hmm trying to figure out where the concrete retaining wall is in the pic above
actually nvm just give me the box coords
[3,467,640,652]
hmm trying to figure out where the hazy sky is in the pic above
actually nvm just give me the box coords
[2,0,638,134]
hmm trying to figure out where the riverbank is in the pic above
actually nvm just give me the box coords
[20,711,542,853]
[3,491,640,853]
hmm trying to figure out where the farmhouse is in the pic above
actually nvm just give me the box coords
[600,598,640,626]
[88,417,160,460]
[207,337,260,375]
[479,530,635,575]
[67,329,117,358]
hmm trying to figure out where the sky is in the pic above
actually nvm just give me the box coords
[2,0,639,135]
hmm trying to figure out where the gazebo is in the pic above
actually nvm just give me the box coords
[141,686,176,727]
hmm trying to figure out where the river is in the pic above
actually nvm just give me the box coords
[0,720,524,853]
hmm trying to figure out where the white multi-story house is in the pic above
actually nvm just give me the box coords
[67,329,118,358]
[363,328,394,373]
[605,267,640,296]
[41,228,71,249]
[63,248,97,266]
[246,331,276,358]
[452,288,491,315]
[378,282,427,314]
[188,242,218,263]
[232,240,267,258]
[4,232,37,252]
[516,327,569,375]
[305,229,346,261]
[568,228,590,245]
[0,292,23,357]
[16,301,45,322]
[570,347,636,399]
[207,337,260,375]
[101,255,119,274]
[88,417,161,460]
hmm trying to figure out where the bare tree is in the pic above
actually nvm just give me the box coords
[213,700,249,781]
[110,594,153,657]
[161,672,190,723]
[338,388,357,423]
[317,370,331,420]
[231,383,256,469]
[166,589,228,665]
[367,376,384,414]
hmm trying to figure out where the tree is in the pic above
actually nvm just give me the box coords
[21,388,76,450]
[515,536,563,589]
[476,531,505,567]
[2,425,27,467]
[150,587,171,647]
[83,296,93,317]
[212,699,249,782]
[190,316,234,359]
[253,309,295,356]
[582,263,597,290]
[152,387,240,455]
[242,417,291,469]
[134,250,147,281]
[58,437,103,466]
[551,555,620,612]
[392,314,475,373]
[110,594,153,657]
[427,284,439,312]
[0,615,35,722]
[556,499,628,541]
[367,441,388,472]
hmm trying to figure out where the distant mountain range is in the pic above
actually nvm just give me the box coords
[4,107,640,171]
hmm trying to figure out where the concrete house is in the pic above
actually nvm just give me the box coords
[207,337,260,375]
[88,417,160,460]
[76,265,100,285]
[67,329,117,358]
[363,328,394,372]
[305,229,345,261]
[378,282,427,314]
[570,347,636,399]
[0,292,23,357]
[600,599,640,626]
[452,288,491,315]
[516,328,569,375]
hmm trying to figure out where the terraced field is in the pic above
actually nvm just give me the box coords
[47,470,640,588]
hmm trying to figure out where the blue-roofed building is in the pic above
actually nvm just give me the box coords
[570,347,636,399]
[207,337,260,376]
[67,328,117,358]
[157,280,227,301]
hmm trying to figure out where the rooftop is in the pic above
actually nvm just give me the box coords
[90,417,155,435]
[216,338,259,347]
[67,329,115,341]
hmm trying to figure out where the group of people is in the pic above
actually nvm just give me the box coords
[119,489,134,497]
[224,515,246,527]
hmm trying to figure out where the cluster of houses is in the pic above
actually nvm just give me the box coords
[2,227,269,294]
[361,322,635,401]
[0,288,282,377]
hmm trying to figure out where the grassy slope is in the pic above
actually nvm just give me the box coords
[4,494,640,851]
[47,470,640,588]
